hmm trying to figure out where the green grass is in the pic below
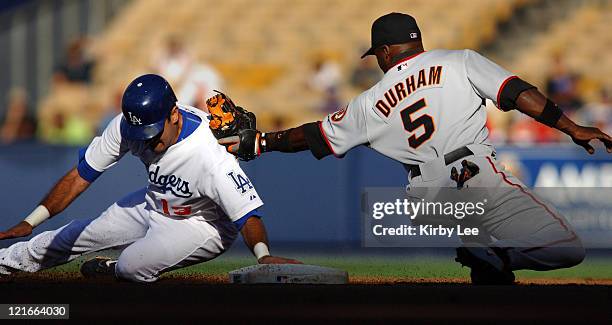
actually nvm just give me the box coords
[41,253,612,280]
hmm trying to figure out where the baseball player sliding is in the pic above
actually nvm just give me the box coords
[0,74,299,283]
[215,13,612,284]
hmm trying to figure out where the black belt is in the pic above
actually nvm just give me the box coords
[404,146,474,179]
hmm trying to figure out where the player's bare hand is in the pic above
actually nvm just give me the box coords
[258,255,303,264]
[0,221,33,240]
[568,125,612,154]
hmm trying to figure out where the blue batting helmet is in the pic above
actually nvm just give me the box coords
[120,74,177,141]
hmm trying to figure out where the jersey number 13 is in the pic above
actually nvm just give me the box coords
[400,98,435,149]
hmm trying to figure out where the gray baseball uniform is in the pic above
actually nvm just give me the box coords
[320,49,507,163]
[319,49,584,271]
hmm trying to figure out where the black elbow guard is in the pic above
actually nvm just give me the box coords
[498,77,536,111]
[303,122,332,160]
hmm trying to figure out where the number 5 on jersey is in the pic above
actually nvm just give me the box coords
[400,98,435,149]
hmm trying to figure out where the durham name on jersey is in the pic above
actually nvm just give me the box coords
[320,49,514,165]
[80,104,263,222]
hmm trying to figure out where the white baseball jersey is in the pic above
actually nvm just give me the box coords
[0,104,261,282]
[320,49,514,165]
[83,104,263,222]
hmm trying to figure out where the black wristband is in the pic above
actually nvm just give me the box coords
[498,77,536,111]
[264,130,291,152]
[263,123,330,157]
[535,99,563,127]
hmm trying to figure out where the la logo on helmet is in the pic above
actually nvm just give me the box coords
[128,112,142,125]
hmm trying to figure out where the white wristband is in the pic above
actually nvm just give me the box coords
[254,242,270,260]
[260,133,266,151]
[23,205,51,228]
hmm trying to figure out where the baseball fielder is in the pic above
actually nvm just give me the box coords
[217,13,612,284]
[0,74,299,282]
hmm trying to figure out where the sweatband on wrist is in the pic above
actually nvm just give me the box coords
[23,205,51,228]
[260,133,267,152]
[265,130,292,152]
[535,99,563,127]
[254,242,270,260]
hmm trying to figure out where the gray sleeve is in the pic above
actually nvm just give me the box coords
[464,49,515,107]
[319,93,369,157]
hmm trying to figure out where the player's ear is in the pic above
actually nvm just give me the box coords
[374,45,391,72]
[378,45,391,59]
[170,106,179,124]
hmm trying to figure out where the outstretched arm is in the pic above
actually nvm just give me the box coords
[260,126,310,153]
[41,168,91,215]
[219,122,335,160]
[240,216,302,264]
[0,167,91,240]
[217,92,368,161]
[464,51,611,154]
[515,88,612,154]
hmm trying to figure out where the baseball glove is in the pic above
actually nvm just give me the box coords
[207,91,256,139]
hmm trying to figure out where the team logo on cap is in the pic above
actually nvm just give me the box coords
[410,32,418,39]
[127,112,142,125]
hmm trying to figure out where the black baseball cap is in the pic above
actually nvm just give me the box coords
[361,13,421,59]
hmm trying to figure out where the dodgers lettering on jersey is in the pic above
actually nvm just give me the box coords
[320,49,514,165]
[82,104,263,221]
